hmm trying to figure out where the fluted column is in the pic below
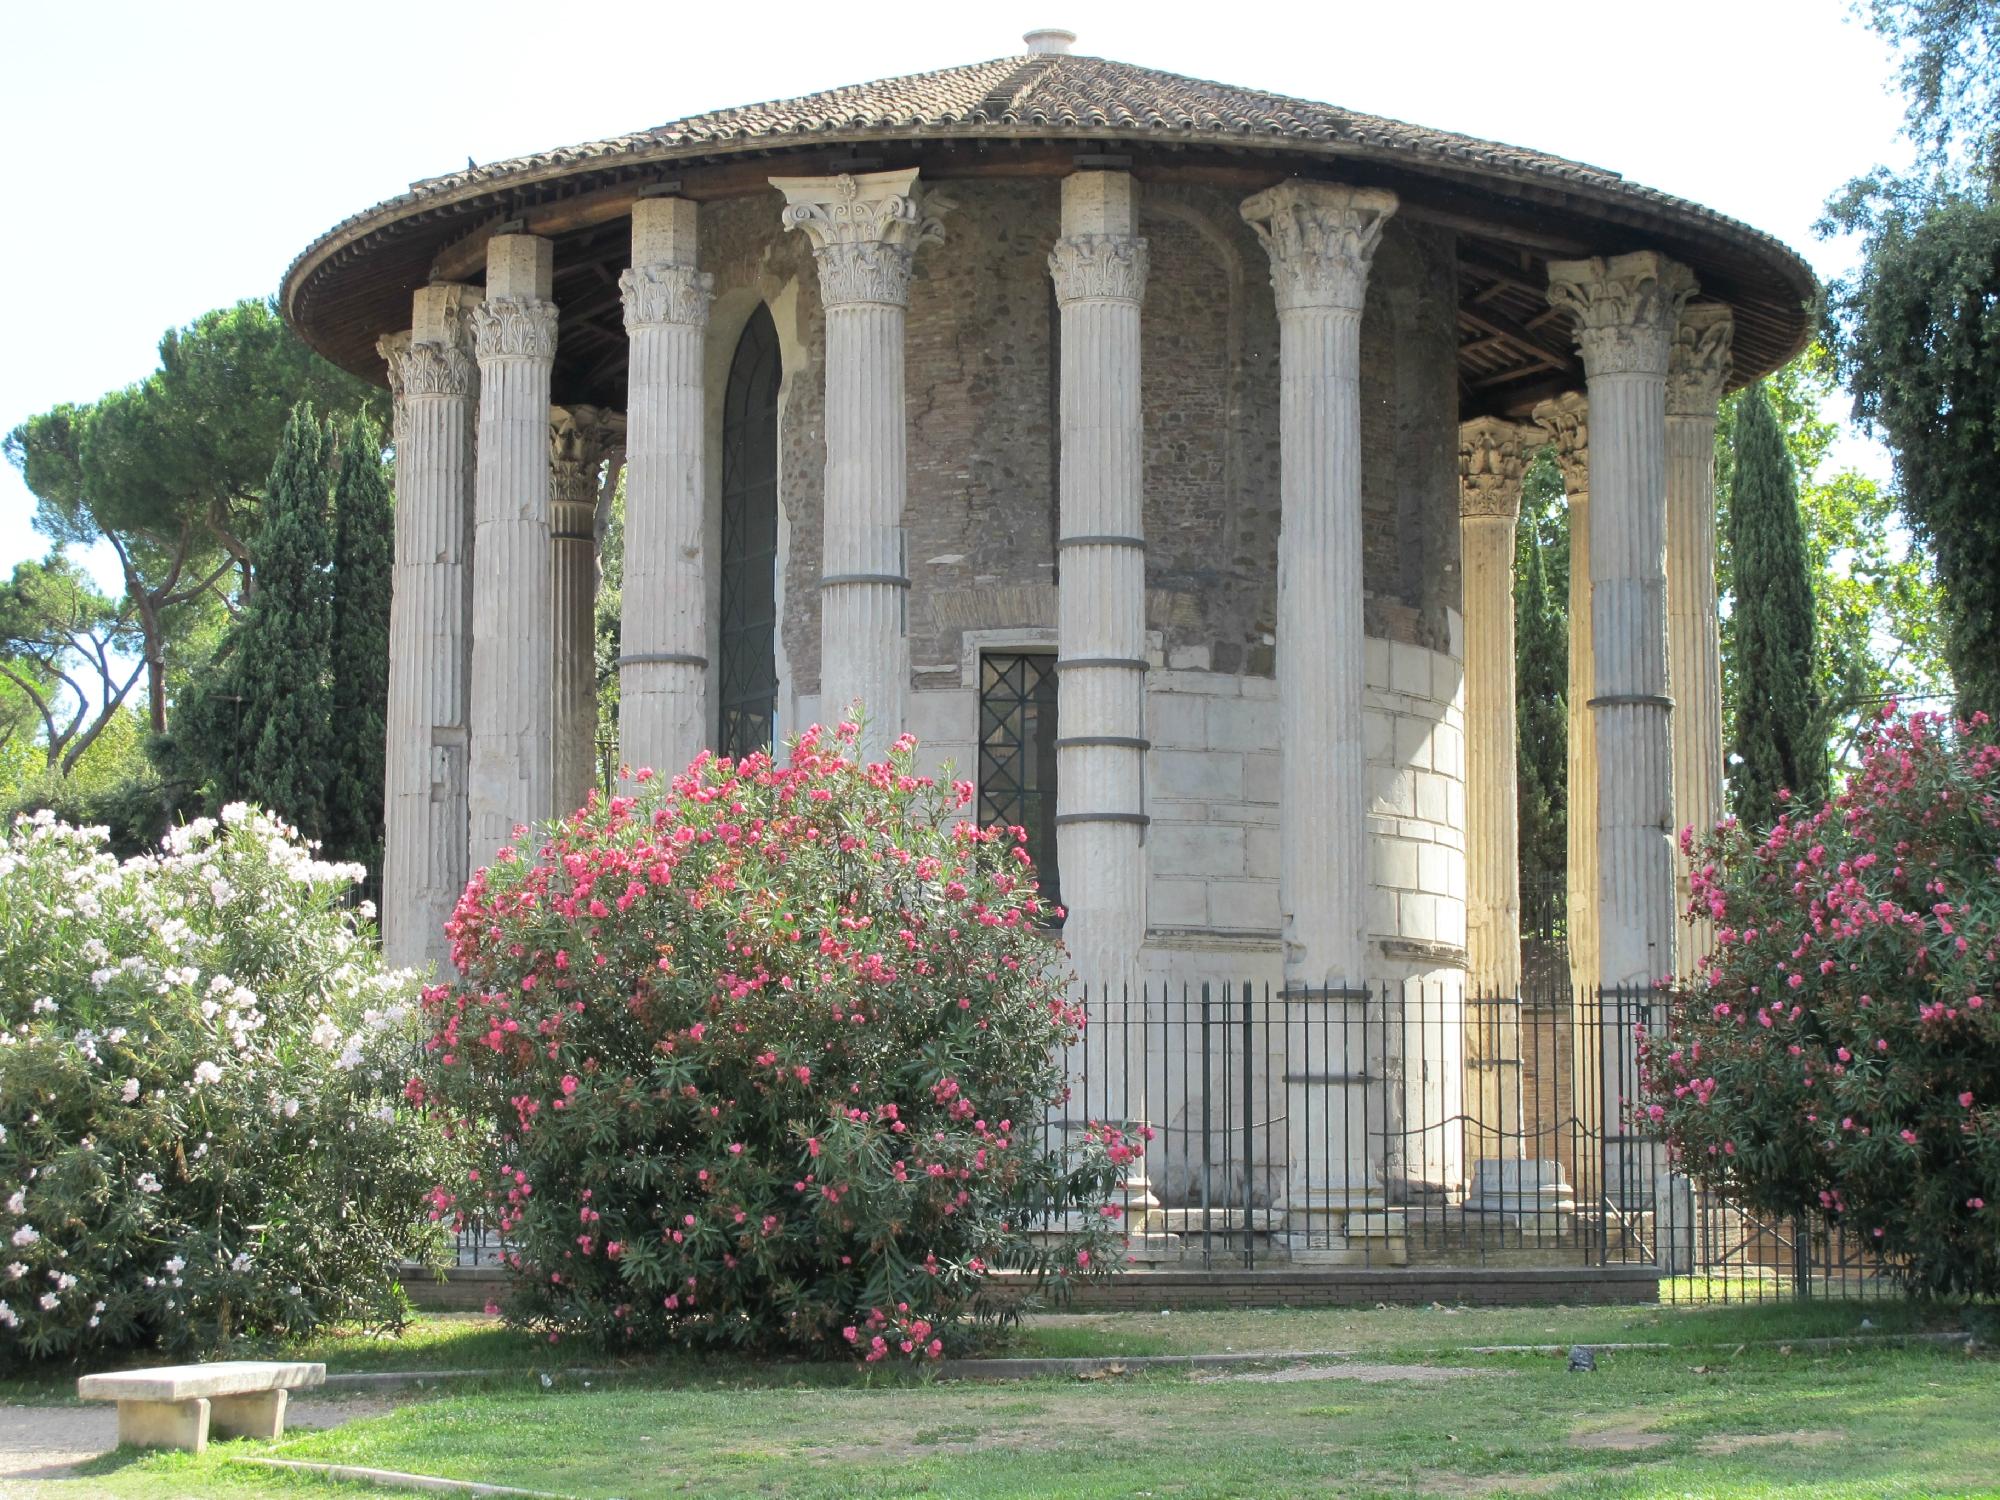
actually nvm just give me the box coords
[773,169,946,759]
[1534,393,1597,1000]
[549,405,623,815]
[1050,169,1156,1223]
[1536,391,1600,1200]
[1548,250,1696,1209]
[468,234,559,863]
[1051,170,1150,990]
[1667,305,1733,976]
[379,284,480,973]
[619,197,714,779]
[1459,416,1535,1162]
[1242,181,1398,1249]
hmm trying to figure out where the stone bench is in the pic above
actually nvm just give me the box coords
[77,1360,325,1453]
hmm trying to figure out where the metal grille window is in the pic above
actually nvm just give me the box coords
[718,306,781,759]
[978,652,1060,913]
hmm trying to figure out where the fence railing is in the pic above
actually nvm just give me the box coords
[1031,979,1899,1302]
[448,977,1900,1304]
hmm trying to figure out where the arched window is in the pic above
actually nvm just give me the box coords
[717,306,781,758]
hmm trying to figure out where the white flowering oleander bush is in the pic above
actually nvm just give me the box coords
[417,723,1137,1360]
[0,806,457,1365]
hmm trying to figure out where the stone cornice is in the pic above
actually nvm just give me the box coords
[1666,302,1735,416]
[620,263,715,332]
[1458,417,1538,520]
[1048,234,1150,304]
[1533,391,1590,499]
[1238,182,1398,315]
[771,168,949,308]
[1546,251,1697,378]
[469,296,559,361]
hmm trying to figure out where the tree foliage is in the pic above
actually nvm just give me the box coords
[3,300,381,734]
[1821,0,1999,717]
[415,725,1135,1359]
[327,418,393,874]
[1514,451,1568,905]
[0,557,144,776]
[1643,710,2000,1298]
[1822,183,2000,715]
[231,408,337,845]
[1728,382,1828,830]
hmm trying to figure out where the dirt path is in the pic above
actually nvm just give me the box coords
[0,1396,397,1494]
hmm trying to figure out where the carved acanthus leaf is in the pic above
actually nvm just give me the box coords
[1048,235,1150,303]
[1458,417,1537,520]
[548,405,626,517]
[1533,391,1590,499]
[470,296,559,361]
[772,169,949,308]
[620,263,715,332]
[1666,303,1735,416]
[1546,252,1696,377]
[1239,182,1398,314]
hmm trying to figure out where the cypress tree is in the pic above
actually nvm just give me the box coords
[1515,493,1568,900]
[327,415,393,875]
[236,404,336,841]
[1729,381,1827,829]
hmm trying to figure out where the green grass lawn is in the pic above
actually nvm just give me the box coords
[16,1297,1996,1499]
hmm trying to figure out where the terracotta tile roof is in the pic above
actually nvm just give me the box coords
[396,53,1637,202]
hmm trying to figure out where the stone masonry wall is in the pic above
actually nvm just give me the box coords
[689,177,1466,971]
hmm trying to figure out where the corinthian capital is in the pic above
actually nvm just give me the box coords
[1545,251,1697,378]
[1048,234,1150,304]
[549,406,625,519]
[771,168,950,308]
[1532,391,1590,499]
[1239,182,1398,314]
[1666,302,1735,416]
[621,263,714,332]
[1458,417,1538,520]
[470,296,559,361]
[377,332,412,401]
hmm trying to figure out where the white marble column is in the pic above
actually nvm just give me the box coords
[378,284,479,973]
[772,169,946,759]
[549,405,623,816]
[1050,170,1150,990]
[1459,416,1535,1161]
[619,197,714,780]
[1242,181,1398,1250]
[1666,304,1733,976]
[468,234,559,863]
[1533,392,1597,1001]
[1050,169,1158,1226]
[1535,391,1600,1199]
[1548,251,1695,1209]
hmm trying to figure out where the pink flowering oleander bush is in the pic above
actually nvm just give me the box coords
[415,723,1137,1360]
[1641,709,2000,1297]
[0,807,456,1366]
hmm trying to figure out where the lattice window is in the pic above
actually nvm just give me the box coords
[977,652,1061,913]
[717,306,781,759]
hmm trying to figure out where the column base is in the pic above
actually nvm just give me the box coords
[1463,1158,1576,1238]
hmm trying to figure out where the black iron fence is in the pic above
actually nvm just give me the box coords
[1035,980,1898,1303]
[448,977,1898,1304]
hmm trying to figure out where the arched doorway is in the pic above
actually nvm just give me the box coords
[717,305,780,758]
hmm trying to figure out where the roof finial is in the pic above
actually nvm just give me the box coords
[1023,28,1076,55]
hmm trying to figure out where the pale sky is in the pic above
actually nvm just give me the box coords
[2,0,1911,586]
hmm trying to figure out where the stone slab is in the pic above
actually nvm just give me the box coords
[78,1360,325,1403]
